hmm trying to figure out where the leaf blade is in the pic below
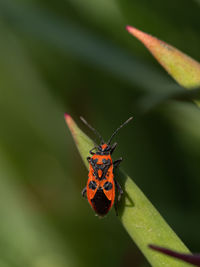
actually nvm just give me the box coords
[126,26,200,88]
[65,114,191,267]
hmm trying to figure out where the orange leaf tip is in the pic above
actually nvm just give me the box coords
[64,113,74,130]
[126,26,156,48]
[126,25,200,88]
[126,25,132,32]
[64,113,71,122]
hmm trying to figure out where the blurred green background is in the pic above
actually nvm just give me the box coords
[0,0,200,266]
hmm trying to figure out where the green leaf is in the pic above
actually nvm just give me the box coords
[126,26,200,89]
[65,114,191,267]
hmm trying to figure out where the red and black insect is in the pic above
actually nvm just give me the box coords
[81,117,133,217]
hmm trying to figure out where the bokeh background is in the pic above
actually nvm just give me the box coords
[0,0,200,266]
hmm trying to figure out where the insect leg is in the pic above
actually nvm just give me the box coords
[114,180,123,216]
[89,147,98,155]
[82,187,87,198]
[113,157,123,169]
[110,142,117,154]
[115,180,123,202]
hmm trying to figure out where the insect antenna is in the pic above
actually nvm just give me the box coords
[80,116,104,144]
[107,117,133,145]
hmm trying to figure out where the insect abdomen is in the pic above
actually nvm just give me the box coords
[91,188,111,216]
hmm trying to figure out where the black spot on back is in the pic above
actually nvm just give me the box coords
[91,158,98,167]
[91,188,111,216]
[89,180,97,190]
[102,158,111,165]
[103,181,113,191]
[91,158,112,181]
